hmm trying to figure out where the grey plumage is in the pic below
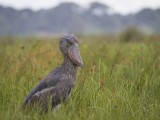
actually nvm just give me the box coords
[21,34,83,112]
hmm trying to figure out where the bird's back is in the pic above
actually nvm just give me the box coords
[21,66,75,112]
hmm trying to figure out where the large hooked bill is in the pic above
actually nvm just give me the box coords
[68,43,83,67]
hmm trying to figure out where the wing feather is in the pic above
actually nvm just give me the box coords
[21,74,73,112]
[21,70,60,109]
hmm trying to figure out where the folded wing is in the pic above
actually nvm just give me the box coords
[21,71,60,109]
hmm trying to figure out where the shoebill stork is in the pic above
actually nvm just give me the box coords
[21,34,83,112]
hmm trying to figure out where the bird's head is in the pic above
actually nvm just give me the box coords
[59,34,83,68]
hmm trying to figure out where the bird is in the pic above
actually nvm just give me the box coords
[21,34,83,112]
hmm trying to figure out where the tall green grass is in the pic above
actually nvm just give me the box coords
[0,36,160,120]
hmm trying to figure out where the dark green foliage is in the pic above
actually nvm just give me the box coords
[120,27,145,42]
[0,2,160,35]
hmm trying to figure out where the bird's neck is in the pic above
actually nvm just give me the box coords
[61,55,78,76]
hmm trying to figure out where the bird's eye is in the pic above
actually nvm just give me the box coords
[68,40,72,45]
[60,40,63,43]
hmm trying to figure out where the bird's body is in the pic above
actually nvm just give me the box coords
[21,35,83,112]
